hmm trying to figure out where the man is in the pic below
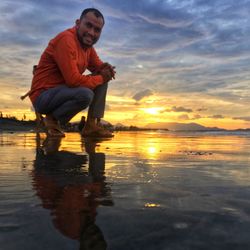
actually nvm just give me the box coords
[29,8,115,137]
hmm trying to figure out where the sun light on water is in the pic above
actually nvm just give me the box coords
[148,146,157,155]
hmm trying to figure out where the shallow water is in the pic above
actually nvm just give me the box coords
[1,131,250,250]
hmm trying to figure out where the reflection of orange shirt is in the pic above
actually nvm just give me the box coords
[32,171,102,239]
[55,184,101,239]
[29,26,104,103]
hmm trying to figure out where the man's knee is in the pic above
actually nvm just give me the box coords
[76,87,94,106]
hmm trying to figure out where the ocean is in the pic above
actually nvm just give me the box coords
[1,131,250,250]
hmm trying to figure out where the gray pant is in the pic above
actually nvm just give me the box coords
[34,83,108,125]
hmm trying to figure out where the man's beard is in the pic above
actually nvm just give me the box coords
[77,31,98,48]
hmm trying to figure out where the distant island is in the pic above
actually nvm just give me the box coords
[0,116,36,132]
[145,122,225,131]
[0,116,161,132]
[1,116,250,133]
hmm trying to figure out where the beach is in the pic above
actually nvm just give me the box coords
[1,131,250,250]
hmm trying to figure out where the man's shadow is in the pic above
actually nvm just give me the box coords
[32,134,113,249]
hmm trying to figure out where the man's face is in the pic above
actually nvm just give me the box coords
[76,12,104,48]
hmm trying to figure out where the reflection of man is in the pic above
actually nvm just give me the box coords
[32,135,113,249]
[29,8,115,137]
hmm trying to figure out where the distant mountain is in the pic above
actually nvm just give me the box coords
[100,120,112,126]
[114,123,126,128]
[145,122,225,131]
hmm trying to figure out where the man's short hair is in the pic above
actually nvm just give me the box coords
[80,8,105,25]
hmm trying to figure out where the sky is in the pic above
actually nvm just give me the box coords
[1,0,250,129]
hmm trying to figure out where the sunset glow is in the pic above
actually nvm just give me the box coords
[1,0,250,130]
[142,107,165,116]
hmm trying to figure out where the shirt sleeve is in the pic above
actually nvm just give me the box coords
[53,35,104,89]
[87,48,104,73]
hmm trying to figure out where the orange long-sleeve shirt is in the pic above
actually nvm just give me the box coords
[29,26,104,103]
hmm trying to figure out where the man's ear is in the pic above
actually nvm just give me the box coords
[75,19,80,27]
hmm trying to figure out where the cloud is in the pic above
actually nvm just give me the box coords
[132,89,153,101]
[166,106,193,113]
[208,115,225,119]
[233,117,250,122]
[178,114,190,120]
[192,114,202,120]
[196,108,207,112]
[1,0,250,128]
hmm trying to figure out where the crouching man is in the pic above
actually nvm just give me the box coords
[29,8,116,137]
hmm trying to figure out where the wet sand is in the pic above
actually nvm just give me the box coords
[1,131,250,250]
